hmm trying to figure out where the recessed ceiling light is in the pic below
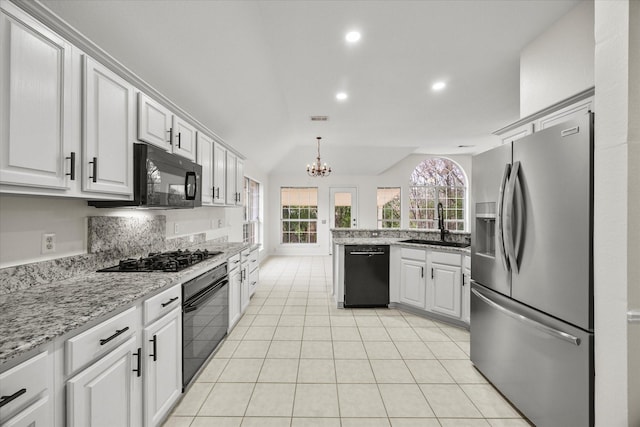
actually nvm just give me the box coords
[336,92,348,101]
[345,31,361,43]
[432,81,446,91]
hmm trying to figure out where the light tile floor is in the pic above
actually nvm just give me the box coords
[164,256,530,427]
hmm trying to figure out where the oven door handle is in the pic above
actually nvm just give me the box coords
[184,279,227,313]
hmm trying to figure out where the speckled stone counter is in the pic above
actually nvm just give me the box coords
[0,242,251,365]
[332,237,471,255]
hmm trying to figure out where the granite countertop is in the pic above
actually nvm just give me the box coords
[332,238,471,255]
[0,242,252,366]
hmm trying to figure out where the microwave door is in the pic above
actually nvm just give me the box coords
[147,158,192,207]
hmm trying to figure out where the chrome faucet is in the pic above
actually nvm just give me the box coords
[437,202,449,241]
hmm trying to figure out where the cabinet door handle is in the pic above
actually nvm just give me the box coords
[431,268,434,279]
[215,187,220,199]
[66,152,76,181]
[89,157,98,183]
[462,273,465,286]
[167,128,172,143]
[132,347,142,377]
[177,132,181,148]
[99,326,129,345]
[161,296,179,307]
[150,334,157,362]
[421,267,424,278]
[0,388,27,408]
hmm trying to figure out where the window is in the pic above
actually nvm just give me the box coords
[243,177,261,246]
[281,187,318,244]
[377,187,401,228]
[408,158,466,231]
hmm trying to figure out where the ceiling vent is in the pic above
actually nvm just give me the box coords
[310,116,329,121]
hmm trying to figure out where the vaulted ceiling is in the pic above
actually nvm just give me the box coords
[41,0,579,175]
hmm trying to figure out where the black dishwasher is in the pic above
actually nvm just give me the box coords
[344,245,390,308]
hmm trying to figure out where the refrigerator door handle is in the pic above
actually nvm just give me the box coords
[503,161,520,274]
[497,163,511,272]
[471,287,581,346]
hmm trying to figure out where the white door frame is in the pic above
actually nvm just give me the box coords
[329,187,358,254]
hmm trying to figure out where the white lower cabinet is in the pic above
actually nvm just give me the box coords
[399,248,427,309]
[427,252,462,319]
[394,247,469,326]
[0,350,53,426]
[1,396,51,427]
[228,254,242,330]
[66,335,142,427]
[428,262,462,318]
[400,258,427,309]
[143,307,181,427]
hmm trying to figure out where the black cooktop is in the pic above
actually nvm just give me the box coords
[98,249,222,273]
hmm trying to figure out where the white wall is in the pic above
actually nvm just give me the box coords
[0,193,234,268]
[520,0,594,117]
[593,1,638,425]
[267,154,472,256]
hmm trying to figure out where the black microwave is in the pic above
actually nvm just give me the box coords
[89,143,202,209]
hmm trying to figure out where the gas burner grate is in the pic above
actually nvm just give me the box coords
[98,249,223,272]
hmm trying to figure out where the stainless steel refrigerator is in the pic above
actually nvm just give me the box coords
[470,112,594,427]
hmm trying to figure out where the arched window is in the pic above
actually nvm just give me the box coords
[408,157,467,231]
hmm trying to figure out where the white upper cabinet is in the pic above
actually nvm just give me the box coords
[136,93,196,161]
[171,116,196,161]
[212,142,226,204]
[197,132,214,205]
[225,152,244,206]
[225,151,237,205]
[82,56,134,196]
[137,92,172,151]
[0,2,75,190]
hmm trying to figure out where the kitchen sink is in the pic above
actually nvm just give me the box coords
[398,239,470,248]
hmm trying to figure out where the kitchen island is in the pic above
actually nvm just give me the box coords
[332,229,471,329]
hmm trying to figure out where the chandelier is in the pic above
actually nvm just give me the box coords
[306,136,332,177]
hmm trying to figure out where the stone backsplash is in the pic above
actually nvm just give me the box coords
[0,215,228,295]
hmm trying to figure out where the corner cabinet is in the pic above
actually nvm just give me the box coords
[0,1,75,190]
[82,56,134,196]
[388,245,470,327]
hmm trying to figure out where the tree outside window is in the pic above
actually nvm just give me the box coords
[377,187,401,228]
[281,187,318,244]
[409,158,466,231]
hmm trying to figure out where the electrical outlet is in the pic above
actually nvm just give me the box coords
[174,223,179,234]
[42,233,56,254]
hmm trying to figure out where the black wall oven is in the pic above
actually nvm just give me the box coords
[182,263,228,389]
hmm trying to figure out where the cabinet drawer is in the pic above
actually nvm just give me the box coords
[464,255,471,270]
[249,248,259,267]
[144,284,181,325]
[65,306,138,375]
[400,248,426,261]
[241,248,250,259]
[0,352,50,420]
[431,251,461,266]
[1,395,51,427]
[228,254,241,272]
